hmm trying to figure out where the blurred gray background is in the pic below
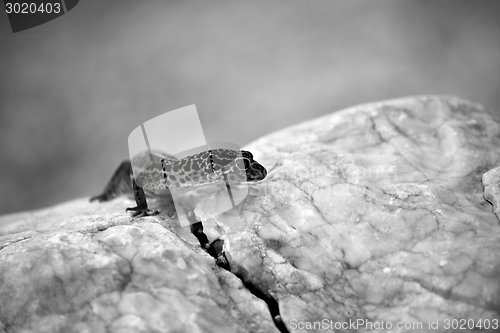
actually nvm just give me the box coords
[0,0,499,215]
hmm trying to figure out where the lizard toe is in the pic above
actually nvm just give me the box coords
[126,207,159,218]
[216,254,230,270]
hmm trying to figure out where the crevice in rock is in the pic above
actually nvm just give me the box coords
[483,195,495,212]
[231,270,289,333]
[0,236,32,251]
[92,237,135,294]
[481,177,500,224]
[2,321,14,333]
[189,221,290,333]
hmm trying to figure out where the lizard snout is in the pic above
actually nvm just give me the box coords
[246,162,267,181]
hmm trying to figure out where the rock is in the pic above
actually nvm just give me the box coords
[483,167,500,220]
[1,95,500,333]
[0,199,279,333]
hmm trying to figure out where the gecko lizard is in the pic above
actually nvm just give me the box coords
[90,148,267,267]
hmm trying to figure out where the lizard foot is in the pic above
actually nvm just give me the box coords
[125,177,159,218]
[215,254,230,270]
[209,239,230,270]
[126,206,159,218]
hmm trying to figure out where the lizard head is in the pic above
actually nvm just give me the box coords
[235,150,267,182]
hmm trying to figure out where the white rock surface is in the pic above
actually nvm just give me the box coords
[483,167,500,221]
[1,96,500,333]
[0,198,279,333]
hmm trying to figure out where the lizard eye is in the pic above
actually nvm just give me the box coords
[241,150,253,159]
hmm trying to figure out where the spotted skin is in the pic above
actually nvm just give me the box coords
[135,149,267,196]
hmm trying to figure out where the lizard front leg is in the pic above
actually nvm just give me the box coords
[125,178,159,217]
[189,214,229,270]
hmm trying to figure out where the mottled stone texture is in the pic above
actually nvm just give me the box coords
[483,167,500,221]
[1,96,500,333]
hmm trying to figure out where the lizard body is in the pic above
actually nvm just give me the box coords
[91,149,266,202]
[136,149,266,196]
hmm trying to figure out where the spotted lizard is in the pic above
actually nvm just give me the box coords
[91,148,267,267]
